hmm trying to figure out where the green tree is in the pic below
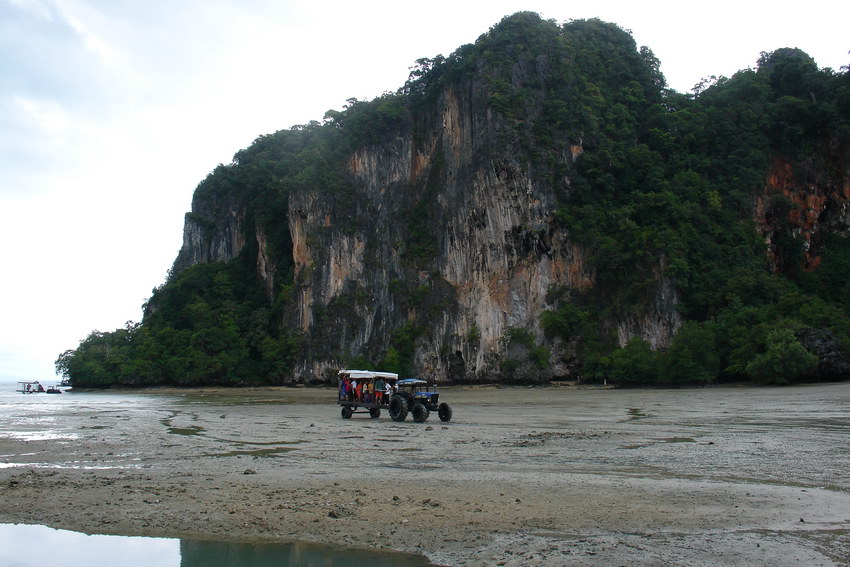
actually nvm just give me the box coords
[602,338,659,386]
[658,322,719,385]
[744,328,818,384]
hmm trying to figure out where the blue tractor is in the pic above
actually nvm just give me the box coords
[388,378,453,423]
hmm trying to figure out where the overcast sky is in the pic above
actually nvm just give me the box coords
[1,0,847,382]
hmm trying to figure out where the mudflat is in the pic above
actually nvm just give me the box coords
[1,383,849,566]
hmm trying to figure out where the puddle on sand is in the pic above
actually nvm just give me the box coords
[203,447,297,458]
[211,438,306,447]
[619,437,696,450]
[0,523,435,567]
[0,430,79,442]
[167,425,206,436]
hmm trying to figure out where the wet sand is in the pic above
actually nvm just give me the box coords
[1,383,849,566]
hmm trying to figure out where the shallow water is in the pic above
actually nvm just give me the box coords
[0,387,436,565]
[0,388,168,470]
[0,523,434,566]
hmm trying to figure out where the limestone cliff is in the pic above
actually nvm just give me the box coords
[173,190,246,273]
[172,37,681,382]
[287,88,604,382]
[160,14,850,386]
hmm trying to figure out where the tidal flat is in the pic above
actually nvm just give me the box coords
[1,383,849,566]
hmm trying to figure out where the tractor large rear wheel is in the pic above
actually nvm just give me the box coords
[389,396,408,422]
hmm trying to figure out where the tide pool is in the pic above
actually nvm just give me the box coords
[0,524,434,566]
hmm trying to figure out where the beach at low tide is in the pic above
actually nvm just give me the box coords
[1,383,849,565]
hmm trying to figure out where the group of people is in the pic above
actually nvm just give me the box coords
[339,377,397,404]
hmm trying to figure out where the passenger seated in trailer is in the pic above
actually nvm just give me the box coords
[336,370,402,409]
[374,377,385,404]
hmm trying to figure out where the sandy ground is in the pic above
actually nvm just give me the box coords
[1,383,849,566]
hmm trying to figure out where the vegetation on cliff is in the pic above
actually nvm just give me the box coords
[540,37,850,385]
[57,13,850,387]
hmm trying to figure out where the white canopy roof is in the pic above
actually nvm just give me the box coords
[338,369,398,380]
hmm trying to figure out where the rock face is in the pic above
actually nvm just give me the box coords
[289,82,571,382]
[796,328,850,379]
[757,157,850,272]
[292,95,592,381]
[173,194,245,273]
[172,73,681,384]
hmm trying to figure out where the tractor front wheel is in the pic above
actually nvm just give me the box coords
[412,403,429,423]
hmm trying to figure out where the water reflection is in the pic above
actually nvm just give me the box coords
[181,539,435,566]
[1,524,177,566]
[1,524,434,567]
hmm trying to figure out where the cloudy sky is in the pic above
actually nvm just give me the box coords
[1,0,847,382]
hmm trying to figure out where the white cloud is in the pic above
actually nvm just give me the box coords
[7,0,54,20]
[14,95,72,136]
[54,0,116,63]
